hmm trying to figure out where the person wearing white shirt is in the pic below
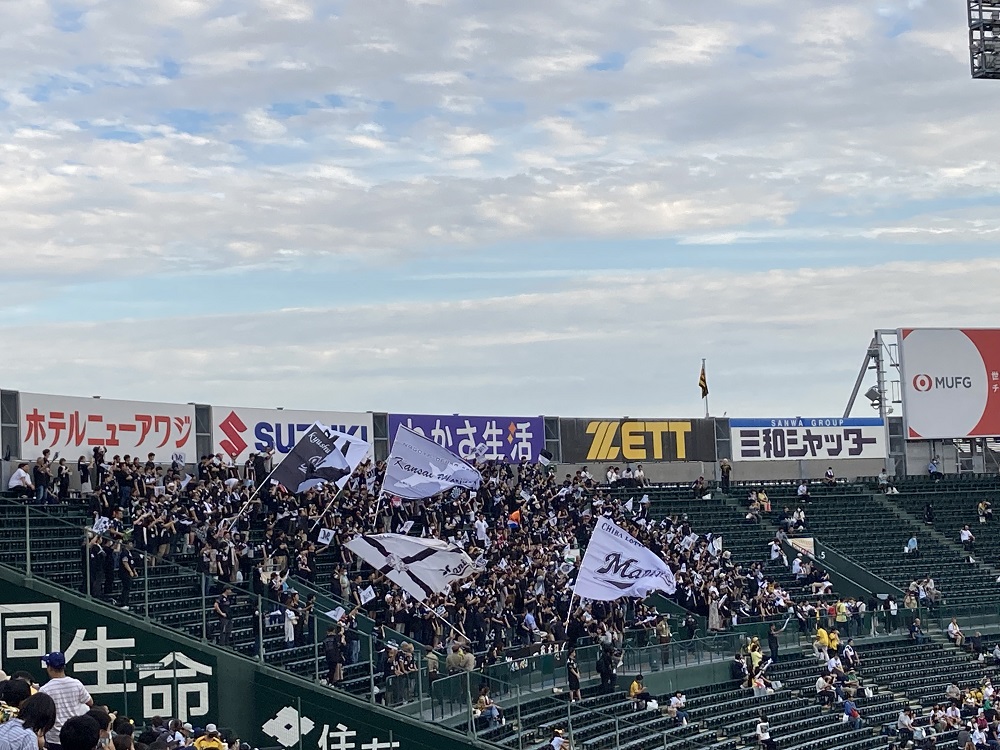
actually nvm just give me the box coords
[960,525,976,552]
[948,618,965,647]
[6,463,34,498]
[796,481,810,502]
[474,515,489,543]
[755,715,776,750]
[669,692,688,725]
[634,464,647,486]
[972,726,987,746]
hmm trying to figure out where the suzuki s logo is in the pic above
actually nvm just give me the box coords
[912,374,974,392]
[219,411,248,458]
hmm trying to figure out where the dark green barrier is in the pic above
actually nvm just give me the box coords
[0,565,487,750]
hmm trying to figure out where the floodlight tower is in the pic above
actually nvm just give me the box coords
[969,0,1000,79]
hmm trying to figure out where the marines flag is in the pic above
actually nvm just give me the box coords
[575,517,677,601]
[346,533,477,601]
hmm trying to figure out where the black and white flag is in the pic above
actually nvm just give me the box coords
[382,425,482,500]
[346,533,478,602]
[268,422,369,494]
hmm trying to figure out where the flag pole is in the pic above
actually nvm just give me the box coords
[702,358,710,418]
[423,601,470,643]
[310,483,348,532]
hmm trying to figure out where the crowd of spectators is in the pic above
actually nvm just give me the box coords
[6,448,829,676]
[0,654,242,750]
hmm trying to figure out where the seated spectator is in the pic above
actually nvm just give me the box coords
[61,715,102,750]
[0,692,56,748]
[928,457,943,481]
[979,500,993,524]
[628,675,653,710]
[842,696,862,730]
[668,691,688,726]
[842,638,860,671]
[905,534,920,557]
[796,480,811,503]
[6,463,34,499]
[910,618,928,645]
[815,675,836,706]
[823,466,836,486]
[948,618,966,648]
[476,686,503,727]
[791,507,806,531]
[897,708,915,746]
[924,502,935,524]
[690,476,708,499]
[961,525,976,553]
[970,631,983,658]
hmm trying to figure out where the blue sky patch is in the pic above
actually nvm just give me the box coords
[588,51,627,71]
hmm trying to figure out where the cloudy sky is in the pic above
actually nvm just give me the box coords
[1,0,999,419]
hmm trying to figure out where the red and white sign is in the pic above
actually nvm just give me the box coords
[20,392,195,459]
[211,406,372,463]
[899,328,1000,439]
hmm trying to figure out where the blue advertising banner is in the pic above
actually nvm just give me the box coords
[388,413,545,463]
[729,417,886,461]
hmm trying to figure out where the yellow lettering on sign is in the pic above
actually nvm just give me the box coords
[644,422,670,460]
[585,421,614,461]
[621,422,645,460]
[669,421,692,460]
[599,421,620,460]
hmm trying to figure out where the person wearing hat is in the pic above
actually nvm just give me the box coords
[194,724,225,750]
[38,652,92,750]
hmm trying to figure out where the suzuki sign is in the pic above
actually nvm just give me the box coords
[211,406,373,463]
[899,328,1000,439]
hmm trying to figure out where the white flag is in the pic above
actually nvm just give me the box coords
[346,533,478,602]
[624,498,634,513]
[365,466,377,494]
[575,517,676,601]
[317,528,335,546]
[92,516,111,535]
[382,425,482,500]
[360,586,376,605]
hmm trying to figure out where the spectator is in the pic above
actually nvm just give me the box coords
[690,476,708,499]
[7,463,34,499]
[897,708,915,746]
[59,715,101,750]
[323,627,345,685]
[566,648,581,703]
[948,618,966,648]
[961,525,976,553]
[823,467,836,486]
[928,457,943,481]
[213,586,234,647]
[905,535,919,557]
[718,459,732,494]
[979,500,993,524]
[118,541,138,611]
[475,686,503,727]
[32,457,52,505]
[755,714,776,750]
[596,647,616,694]
[668,692,688,726]
[909,618,927,645]
[193,725,225,750]
[815,675,836,706]
[796,480,810,504]
[767,622,785,665]
[843,696,862,730]
[38,652,93,750]
[0,692,55,750]
[548,728,568,750]
[877,468,890,493]
[628,675,652,710]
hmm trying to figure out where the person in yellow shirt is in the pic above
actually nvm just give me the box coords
[828,629,841,654]
[629,675,653,709]
[194,724,227,750]
[813,626,830,661]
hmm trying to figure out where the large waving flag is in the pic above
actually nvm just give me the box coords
[575,517,676,601]
[346,533,479,601]
[268,422,369,494]
[382,425,482,500]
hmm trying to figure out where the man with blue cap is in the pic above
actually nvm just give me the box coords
[38,652,93,750]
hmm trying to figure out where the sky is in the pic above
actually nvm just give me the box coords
[1,0,999,419]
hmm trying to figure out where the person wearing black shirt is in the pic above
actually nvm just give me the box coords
[118,542,137,610]
[323,627,345,684]
[214,586,234,646]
